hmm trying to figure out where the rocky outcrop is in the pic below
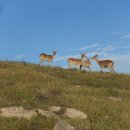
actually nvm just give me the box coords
[0,106,87,120]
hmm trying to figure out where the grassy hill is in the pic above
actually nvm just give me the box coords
[0,61,130,130]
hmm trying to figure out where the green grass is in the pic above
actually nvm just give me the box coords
[0,61,130,130]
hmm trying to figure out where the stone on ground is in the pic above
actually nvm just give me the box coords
[37,109,60,119]
[0,106,37,120]
[108,96,122,101]
[48,106,62,113]
[54,120,74,130]
[64,108,87,119]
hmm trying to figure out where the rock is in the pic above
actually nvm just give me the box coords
[37,109,60,119]
[73,85,81,88]
[48,106,62,113]
[64,108,87,119]
[75,128,86,130]
[0,106,37,120]
[108,96,122,101]
[54,120,74,130]
[0,106,87,121]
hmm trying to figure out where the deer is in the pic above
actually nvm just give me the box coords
[67,54,86,70]
[39,51,57,66]
[80,58,91,72]
[67,54,91,71]
[91,54,114,73]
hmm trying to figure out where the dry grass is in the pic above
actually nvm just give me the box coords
[0,61,130,130]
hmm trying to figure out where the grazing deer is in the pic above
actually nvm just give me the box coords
[91,54,114,73]
[67,54,88,70]
[39,51,57,66]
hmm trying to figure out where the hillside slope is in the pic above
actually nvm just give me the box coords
[0,61,130,130]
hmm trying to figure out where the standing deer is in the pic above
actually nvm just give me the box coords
[91,54,114,73]
[67,54,91,71]
[80,58,91,72]
[39,51,57,66]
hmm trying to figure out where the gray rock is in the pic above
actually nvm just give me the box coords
[54,120,74,130]
[64,108,87,119]
[0,106,37,120]
[108,96,122,101]
[37,109,60,119]
[48,106,62,113]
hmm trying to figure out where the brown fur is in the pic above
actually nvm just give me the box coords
[91,55,114,73]
[67,58,82,66]
[67,54,91,71]
[40,51,56,65]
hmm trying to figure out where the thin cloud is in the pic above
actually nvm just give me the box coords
[102,53,130,62]
[110,32,120,35]
[120,35,130,39]
[68,44,98,51]
[80,44,98,50]
[15,54,24,60]
[110,32,125,36]
[124,45,130,48]
[96,45,116,51]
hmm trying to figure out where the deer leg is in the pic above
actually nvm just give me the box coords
[88,66,91,72]
[112,68,114,73]
[108,66,113,73]
[80,65,83,72]
[80,65,84,73]
[48,61,51,67]
[68,63,71,69]
[111,65,114,73]
[82,67,86,73]
[109,68,112,73]
[40,60,43,65]
[111,67,114,73]
[101,67,103,73]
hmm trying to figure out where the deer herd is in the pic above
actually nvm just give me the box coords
[39,51,114,73]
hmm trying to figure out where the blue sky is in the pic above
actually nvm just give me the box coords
[0,0,130,73]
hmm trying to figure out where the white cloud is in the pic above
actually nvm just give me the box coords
[124,45,130,48]
[110,32,125,35]
[80,44,98,50]
[68,44,99,51]
[110,32,120,35]
[96,45,116,51]
[108,53,130,62]
[15,54,24,60]
[120,35,130,39]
